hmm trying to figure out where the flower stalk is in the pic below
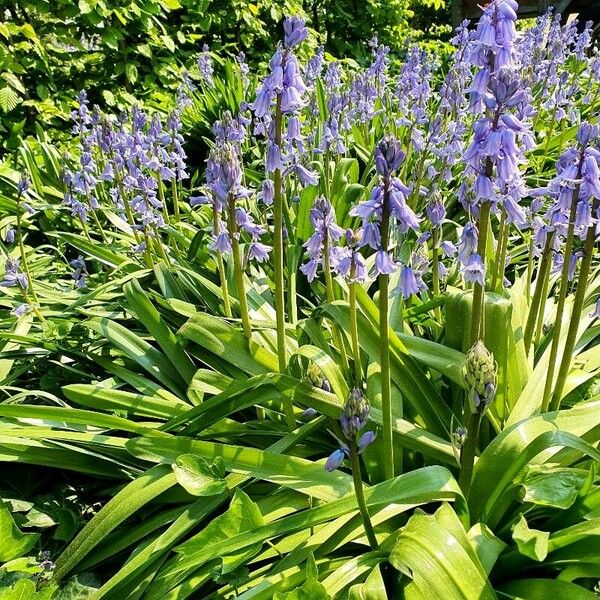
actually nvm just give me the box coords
[469,199,491,346]
[273,95,287,374]
[523,232,554,352]
[550,202,598,410]
[350,444,378,549]
[227,195,252,340]
[378,179,394,480]
[541,156,584,411]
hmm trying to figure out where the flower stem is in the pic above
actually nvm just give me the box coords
[534,263,551,346]
[549,207,597,411]
[349,275,362,385]
[541,158,583,411]
[469,200,491,346]
[526,233,534,303]
[491,208,507,293]
[523,232,553,352]
[273,94,295,429]
[213,210,232,317]
[458,411,482,494]
[16,199,38,305]
[323,231,349,372]
[379,180,394,480]
[432,227,442,323]
[90,210,108,244]
[227,196,252,340]
[350,445,378,550]
[171,179,181,223]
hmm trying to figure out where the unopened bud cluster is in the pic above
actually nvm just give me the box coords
[464,341,497,414]
[325,387,377,471]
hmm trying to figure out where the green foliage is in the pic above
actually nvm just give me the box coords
[0,0,449,155]
[0,5,599,599]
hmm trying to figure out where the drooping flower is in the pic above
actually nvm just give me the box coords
[300,197,344,282]
[0,258,28,289]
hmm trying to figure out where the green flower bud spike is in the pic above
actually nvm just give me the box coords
[464,340,497,414]
[459,341,497,495]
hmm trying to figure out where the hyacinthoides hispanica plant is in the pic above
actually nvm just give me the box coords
[3,5,600,597]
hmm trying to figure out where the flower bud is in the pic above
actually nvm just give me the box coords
[341,387,369,440]
[464,341,497,413]
[374,135,404,179]
[453,426,467,449]
[324,448,346,472]
[301,407,317,420]
[357,430,377,453]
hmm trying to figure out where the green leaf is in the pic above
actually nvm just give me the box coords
[92,421,324,599]
[467,523,506,575]
[178,312,278,374]
[161,35,175,52]
[274,554,330,599]
[54,465,177,580]
[124,279,196,384]
[126,433,354,501]
[177,489,264,575]
[0,501,39,561]
[0,86,20,113]
[519,467,586,509]
[512,515,549,561]
[88,318,185,396]
[125,63,138,84]
[497,578,597,599]
[172,454,228,497]
[62,383,189,420]
[0,579,38,600]
[390,503,495,600]
[469,399,600,524]
[348,565,387,599]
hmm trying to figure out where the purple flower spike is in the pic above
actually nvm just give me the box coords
[374,135,405,179]
[198,44,214,85]
[284,16,308,48]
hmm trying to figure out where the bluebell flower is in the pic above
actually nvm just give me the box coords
[397,264,424,299]
[17,174,30,195]
[464,253,485,286]
[11,303,31,317]
[283,16,308,48]
[258,180,274,206]
[0,258,28,289]
[357,430,377,453]
[70,256,88,288]
[4,227,15,244]
[248,241,272,263]
[325,388,376,472]
[300,197,344,281]
[426,197,446,227]
[375,250,396,275]
[325,448,347,472]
